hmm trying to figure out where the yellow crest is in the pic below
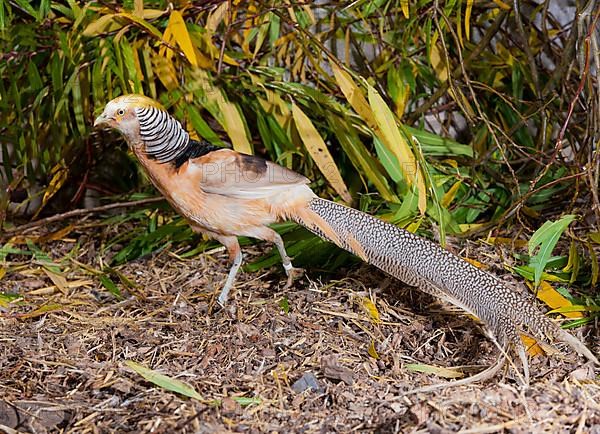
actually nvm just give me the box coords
[108,94,165,110]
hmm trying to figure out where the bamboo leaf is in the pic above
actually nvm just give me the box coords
[441,181,462,208]
[373,136,402,182]
[327,116,399,203]
[405,363,463,379]
[19,303,64,319]
[528,215,576,287]
[43,269,68,294]
[520,335,545,357]
[367,85,426,213]
[99,274,122,299]
[361,297,381,323]
[143,9,167,20]
[165,10,198,66]
[206,1,229,33]
[125,361,204,401]
[133,0,143,17]
[33,163,68,219]
[330,61,376,127]
[232,396,262,406]
[429,43,449,82]
[119,12,162,38]
[82,14,118,37]
[292,103,352,203]
[400,0,409,18]
[220,101,253,154]
[12,0,39,20]
[526,281,582,319]
[367,340,380,359]
[190,69,252,154]
[152,54,178,90]
[465,0,473,40]
[368,86,415,180]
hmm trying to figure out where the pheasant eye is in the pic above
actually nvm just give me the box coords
[117,109,125,116]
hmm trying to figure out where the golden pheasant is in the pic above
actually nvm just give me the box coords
[95,94,598,383]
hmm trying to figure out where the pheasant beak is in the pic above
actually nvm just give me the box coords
[94,112,112,128]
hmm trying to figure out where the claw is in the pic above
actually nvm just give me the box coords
[283,266,304,289]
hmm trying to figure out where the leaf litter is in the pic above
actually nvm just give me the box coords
[0,221,598,433]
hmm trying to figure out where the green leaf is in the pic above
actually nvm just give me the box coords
[373,136,402,183]
[405,363,464,379]
[125,361,204,401]
[187,105,226,146]
[232,396,262,406]
[99,274,122,299]
[528,215,577,287]
[512,265,569,283]
[404,126,472,157]
[26,239,61,273]
[325,114,399,203]
[12,0,39,20]
[279,296,289,314]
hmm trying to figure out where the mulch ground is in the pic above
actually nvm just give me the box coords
[0,230,599,433]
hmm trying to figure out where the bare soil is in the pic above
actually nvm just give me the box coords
[0,232,599,433]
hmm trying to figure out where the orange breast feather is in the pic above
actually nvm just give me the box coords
[134,149,315,238]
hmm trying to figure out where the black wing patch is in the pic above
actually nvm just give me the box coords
[173,139,222,168]
[237,153,268,175]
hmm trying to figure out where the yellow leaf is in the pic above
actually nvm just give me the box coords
[188,69,252,153]
[330,62,376,128]
[134,0,143,17]
[563,240,579,283]
[441,180,461,208]
[400,0,409,18]
[456,86,475,118]
[367,85,426,213]
[302,5,316,24]
[206,1,229,33]
[118,12,162,38]
[160,17,174,61]
[393,79,410,118]
[442,158,458,168]
[361,297,381,323]
[152,54,178,90]
[458,223,484,232]
[18,303,64,320]
[406,218,422,233]
[33,163,68,219]
[0,268,5,281]
[520,335,545,357]
[167,10,198,66]
[429,43,448,82]
[82,14,117,37]
[36,225,75,243]
[292,104,352,203]
[368,86,415,177]
[492,0,511,10]
[220,101,252,155]
[527,281,582,319]
[143,9,167,20]
[465,0,473,41]
[367,340,380,359]
[43,269,68,294]
[463,257,488,270]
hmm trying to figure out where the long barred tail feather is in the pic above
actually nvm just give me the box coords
[294,197,598,366]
